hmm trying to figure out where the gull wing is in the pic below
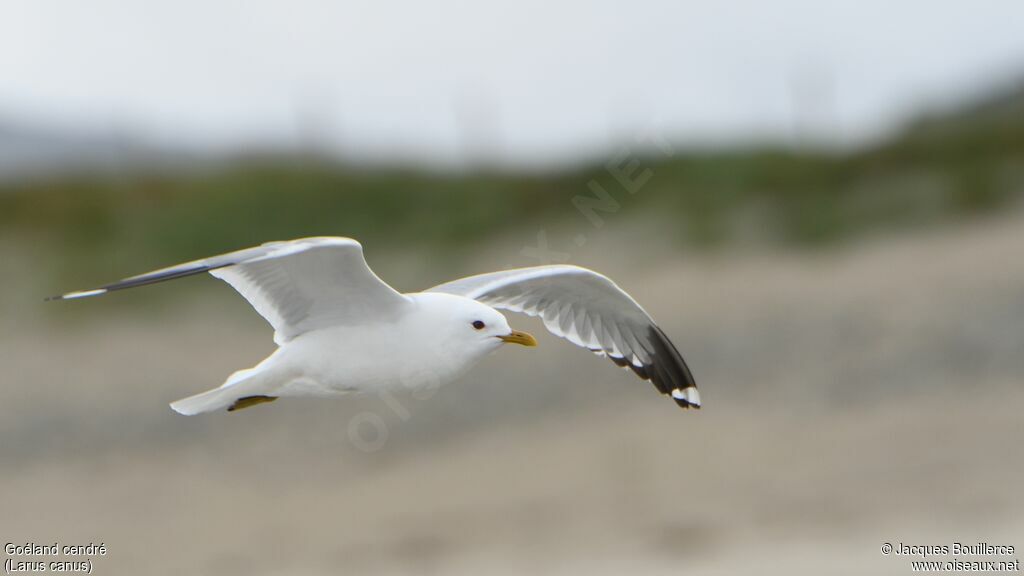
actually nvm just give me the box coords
[49,237,411,344]
[428,265,699,409]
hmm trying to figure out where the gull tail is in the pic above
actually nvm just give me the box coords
[170,368,276,415]
[170,387,241,415]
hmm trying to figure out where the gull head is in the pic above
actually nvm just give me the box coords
[411,293,537,358]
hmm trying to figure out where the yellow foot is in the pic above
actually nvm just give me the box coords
[227,395,278,412]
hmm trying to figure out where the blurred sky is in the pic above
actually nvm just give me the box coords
[3,0,1024,168]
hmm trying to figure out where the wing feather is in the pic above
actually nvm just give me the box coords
[428,265,699,409]
[50,237,410,345]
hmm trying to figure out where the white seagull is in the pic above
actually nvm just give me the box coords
[49,237,699,415]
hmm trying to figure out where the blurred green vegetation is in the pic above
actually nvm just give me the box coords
[2,83,1023,285]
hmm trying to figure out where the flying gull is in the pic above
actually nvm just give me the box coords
[49,237,699,414]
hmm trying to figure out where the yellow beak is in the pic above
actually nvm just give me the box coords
[499,330,538,347]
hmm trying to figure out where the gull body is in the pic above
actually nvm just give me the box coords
[50,237,699,415]
[184,293,515,414]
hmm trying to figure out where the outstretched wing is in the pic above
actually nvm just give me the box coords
[49,237,411,344]
[428,265,699,409]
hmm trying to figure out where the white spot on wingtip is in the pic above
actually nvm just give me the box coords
[62,289,107,300]
[672,386,701,406]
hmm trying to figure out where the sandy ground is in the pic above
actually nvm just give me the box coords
[2,214,1024,575]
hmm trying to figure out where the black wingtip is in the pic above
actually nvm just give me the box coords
[636,325,700,410]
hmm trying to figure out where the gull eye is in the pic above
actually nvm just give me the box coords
[472,320,486,330]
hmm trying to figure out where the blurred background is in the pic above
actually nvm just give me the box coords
[2,1,1024,574]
